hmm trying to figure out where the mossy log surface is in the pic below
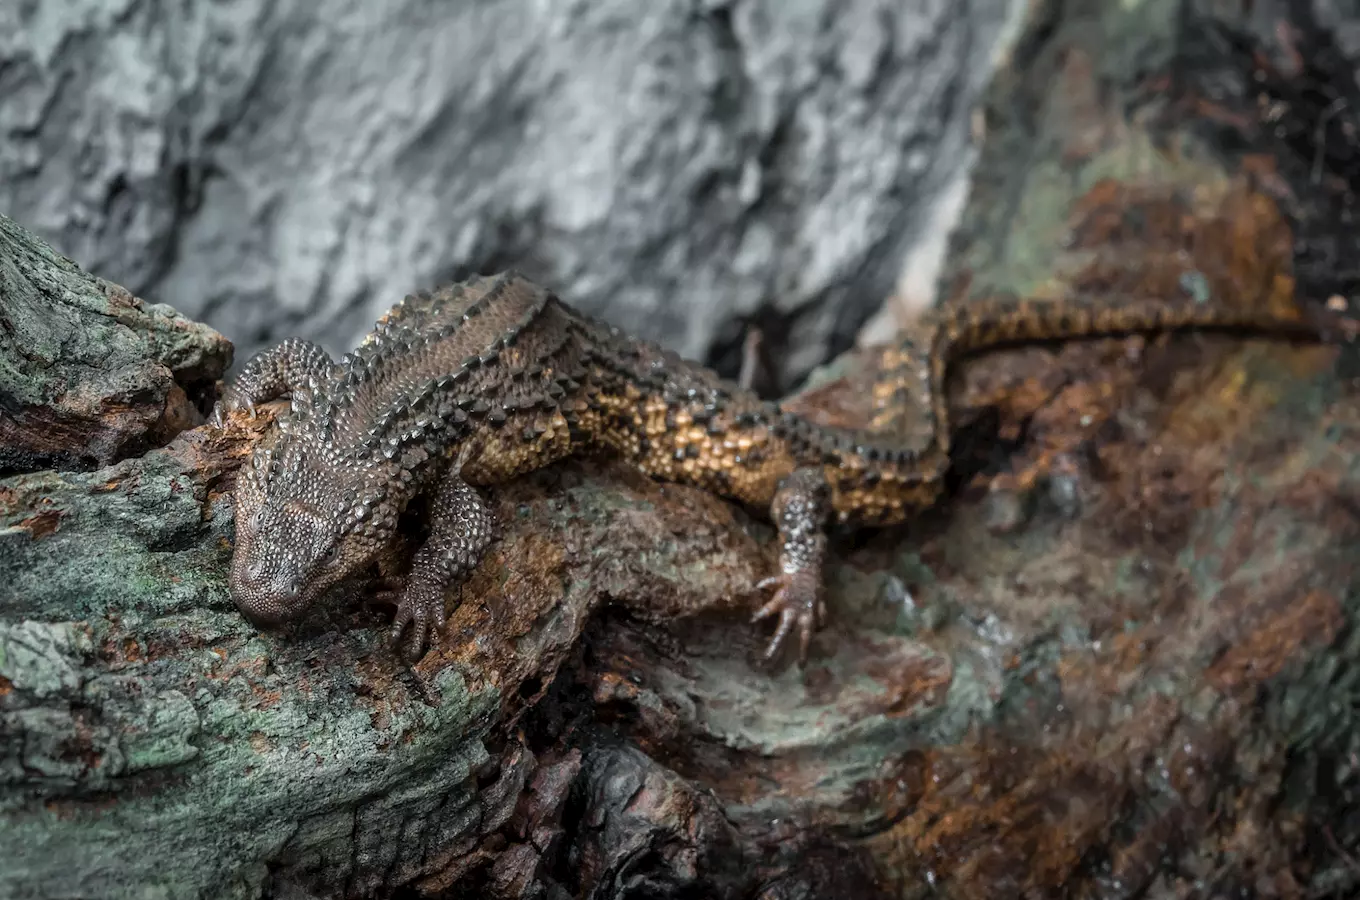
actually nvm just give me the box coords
[5,0,1360,898]
[0,215,229,475]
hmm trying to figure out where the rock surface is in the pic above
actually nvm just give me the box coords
[0,0,1015,392]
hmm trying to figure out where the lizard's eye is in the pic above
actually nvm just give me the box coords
[321,544,341,566]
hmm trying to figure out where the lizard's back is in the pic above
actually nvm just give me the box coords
[319,273,818,506]
[321,273,1335,529]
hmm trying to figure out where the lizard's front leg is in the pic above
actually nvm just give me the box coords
[212,338,337,426]
[389,470,497,661]
[752,467,831,662]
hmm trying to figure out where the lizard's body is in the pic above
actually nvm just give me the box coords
[217,272,1332,659]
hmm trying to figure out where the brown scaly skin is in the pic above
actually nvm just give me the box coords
[214,272,1340,662]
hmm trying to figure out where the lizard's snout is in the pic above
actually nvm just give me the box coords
[229,559,304,627]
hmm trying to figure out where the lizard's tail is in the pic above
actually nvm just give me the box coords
[869,293,1347,454]
[931,294,1330,359]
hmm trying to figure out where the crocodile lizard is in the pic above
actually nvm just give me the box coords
[213,272,1338,662]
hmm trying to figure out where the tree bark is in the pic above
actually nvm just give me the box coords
[0,214,229,474]
[5,0,1360,898]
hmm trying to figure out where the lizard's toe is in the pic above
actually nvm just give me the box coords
[210,394,257,429]
[389,584,445,661]
[751,570,823,663]
[369,574,405,606]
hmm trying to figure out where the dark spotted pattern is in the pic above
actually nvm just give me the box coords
[217,273,1336,661]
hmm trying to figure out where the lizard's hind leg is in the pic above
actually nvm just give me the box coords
[752,467,831,662]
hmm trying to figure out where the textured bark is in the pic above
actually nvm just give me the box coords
[0,214,230,474]
[0,0,1014,393]
[6,1,1360,899]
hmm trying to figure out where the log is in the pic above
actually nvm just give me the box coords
[0,215,229,474]
[5,0,1360,898]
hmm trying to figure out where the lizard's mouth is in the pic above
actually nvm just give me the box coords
[228,558,314,628]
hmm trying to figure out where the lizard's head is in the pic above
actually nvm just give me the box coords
[228,433,403,627]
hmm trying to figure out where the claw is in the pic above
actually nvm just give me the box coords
[404,616,429,663]
[738,326,764,391]
[369,574,404,606]
[751,571,822,663]
[210,394,259,430]
[389,604,412,643]
[388,584,446,662]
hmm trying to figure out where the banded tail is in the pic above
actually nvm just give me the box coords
[870,293,1339,455]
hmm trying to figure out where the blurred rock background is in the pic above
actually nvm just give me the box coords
[0,0,1023,392]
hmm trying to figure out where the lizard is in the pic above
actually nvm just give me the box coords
[212,271,1341,663]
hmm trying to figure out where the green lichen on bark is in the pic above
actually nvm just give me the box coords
[0,437,506,899]
[0,213,232,473]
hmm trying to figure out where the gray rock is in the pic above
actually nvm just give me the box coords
[0,0,1015,390]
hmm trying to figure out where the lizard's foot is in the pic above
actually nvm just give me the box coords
[367,573,405,606]
[210,337,337,428]
[758,467,831,664]
[209,392,257,429]
[333,573,403,613]
[751,569,823,662]
[387,472,494,662]
[389,582,448,662]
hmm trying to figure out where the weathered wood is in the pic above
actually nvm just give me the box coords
[0,214,230,475]
[5,0,1360,897]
